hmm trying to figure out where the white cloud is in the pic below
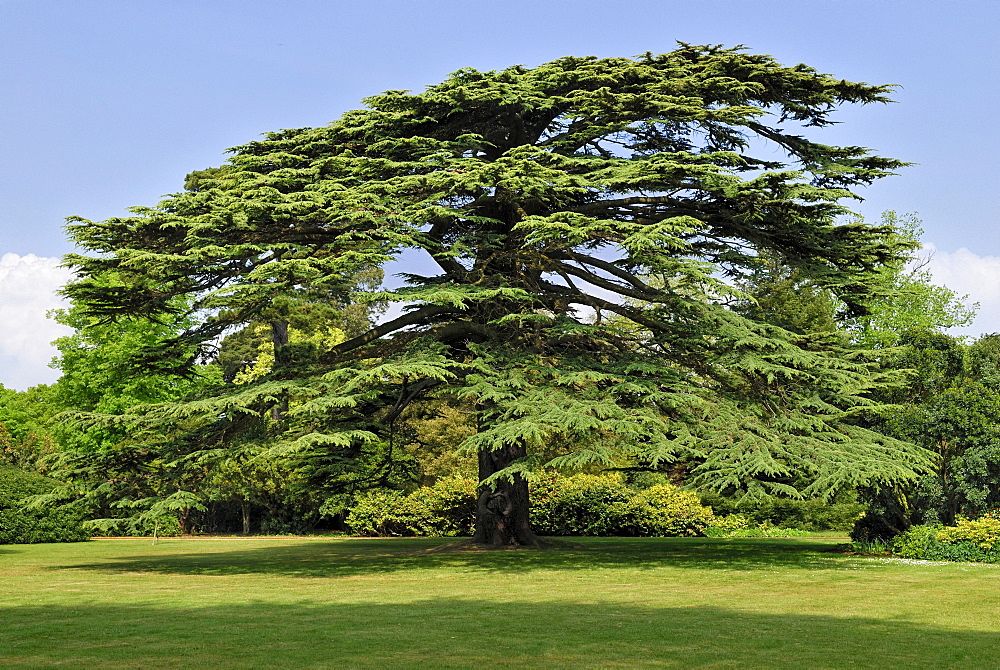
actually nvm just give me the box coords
[0,253,74,391]
[924,245,1000,338]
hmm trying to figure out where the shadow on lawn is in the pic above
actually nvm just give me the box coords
[54,537,856,578]
[1,598,995,669]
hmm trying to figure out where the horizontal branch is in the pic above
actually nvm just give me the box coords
[327,304,453,358]
[563,251,662,294]
[569,196,676,215]
[555,262,662,303]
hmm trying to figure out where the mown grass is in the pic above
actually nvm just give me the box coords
[2,536,999,668]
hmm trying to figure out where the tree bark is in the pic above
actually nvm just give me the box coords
[271,320,290,421]
[472,442,542,548]
[241,501,251,535]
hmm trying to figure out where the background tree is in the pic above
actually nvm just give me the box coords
[48,293,209,451]
[0,384,60,473]
[64,45,928,546]
[854,332,1000,538]
[843,212,977,350]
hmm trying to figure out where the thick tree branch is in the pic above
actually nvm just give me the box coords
[327,304,453,357]
[562,251,661,294]
[555,262,664,303]
[569,196,677,215]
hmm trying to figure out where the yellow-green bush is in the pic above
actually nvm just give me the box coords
[937,516,1000,550]
[345,475,477,537]
[347,473,730,538]
[530,474,717,537]
[891,516,1000,563]
[530,473,634,536]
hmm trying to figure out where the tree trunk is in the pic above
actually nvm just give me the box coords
[241,501,251,535]
[472,442,541,548]
[270,320,290,421]
[939,441,958,526]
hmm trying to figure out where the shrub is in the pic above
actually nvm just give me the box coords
[701,491,864,532]
[706,525,812,538]
[924,540,1000,563]
[890,524,940,559]
[849,538,892,555]
[407,475,478,536]
[345,476,478,537]
[531,474,716,537]
[530,473,633,536]
[889,516,1000,563]
[936,516,1000,550]
[0,465,89,544]
[347,473,724,538]
[703,514,752,537]
[345,490,434,537]
[627,485,716,537]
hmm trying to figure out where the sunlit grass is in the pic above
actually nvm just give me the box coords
[2,536,999,668]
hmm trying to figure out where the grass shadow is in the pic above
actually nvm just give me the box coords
[54,537,858,578]
[1,599,996,668]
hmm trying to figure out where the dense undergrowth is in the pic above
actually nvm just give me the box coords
[0,465,89,544]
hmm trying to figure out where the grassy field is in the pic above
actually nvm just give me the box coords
[2,536,999,669]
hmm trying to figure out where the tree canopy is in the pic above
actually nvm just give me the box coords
[63,45,929,546]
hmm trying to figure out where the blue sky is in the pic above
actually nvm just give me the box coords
[1,0,998,389]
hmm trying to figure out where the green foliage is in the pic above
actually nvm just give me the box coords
[702,513,752,535]
[529,473,634,536]
[704,525,811,538]
[0,384,60,474]
[890,517,1000,563]
[0,465,89,544]
[49,294,208,418]
[700,492,865,532]
[889,523,941,559]
[344,490,434,537]
[936,516,1000,550]
[880,378,1000,524]
[844,212,977,350]
[60,46,927,543]
[628,484,718,537]
[346,473,718,538]
[529,473,716,537]
[849,537,892,555]
[407,474,478,536]
[857,330,1000,538]
[345,475,478,537]
[733,255,841,336]
[399,400,477,484]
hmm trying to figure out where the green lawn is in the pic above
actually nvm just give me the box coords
[2,536,999,668]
